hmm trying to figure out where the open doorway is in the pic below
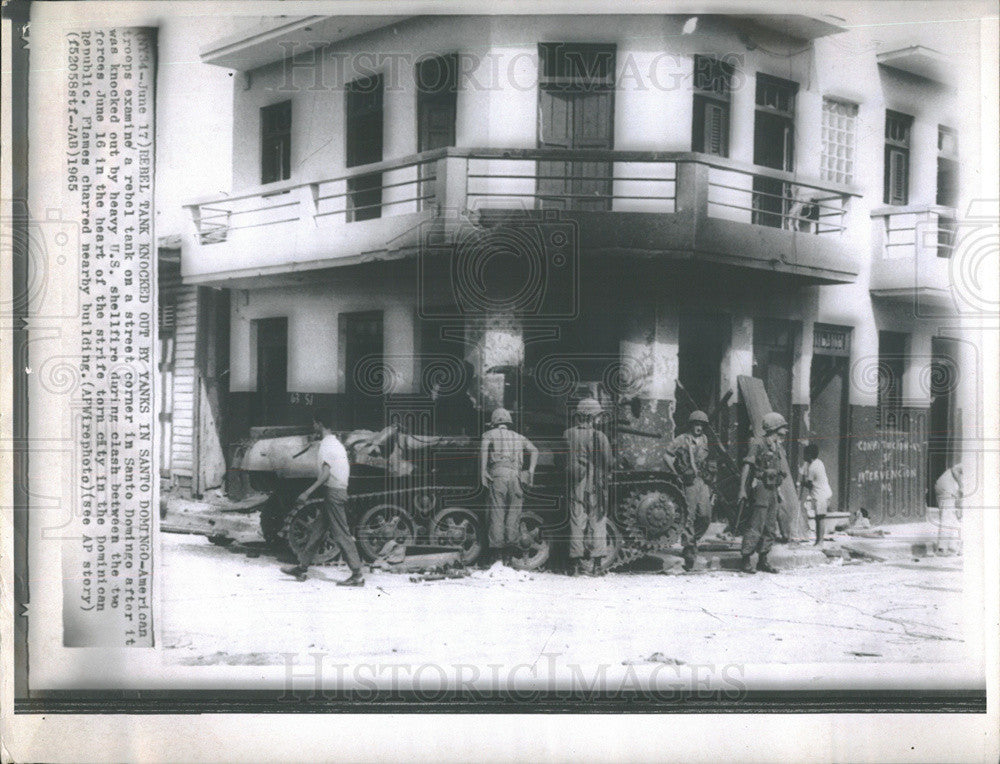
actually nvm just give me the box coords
[254,317,288,427]
[809,325,852,509]
[537,43,615,211]
[677,312,729,427]
[522,306,621,432]
[341,311,384,429]
[928,336,961,504]
[346,74,384,221]
[753,318,797,427]
[752,75,797,228]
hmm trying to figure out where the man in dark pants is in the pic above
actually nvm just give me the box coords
[564,398,613,576]
[281,409,365,586]
[667,410,713,571]
[480,407,538,566]
[737,411,788,574]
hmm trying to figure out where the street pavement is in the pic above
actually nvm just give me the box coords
[160,532,966,669]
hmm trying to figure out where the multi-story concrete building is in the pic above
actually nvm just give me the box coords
[180,14,978,523]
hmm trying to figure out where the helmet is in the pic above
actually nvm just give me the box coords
[491,407,513,426]
[576,398,602,417]
[688,410,709,425]
[762,412,789,433]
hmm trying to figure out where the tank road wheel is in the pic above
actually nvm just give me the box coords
[508,512,550,571]
[428,507,483,565]
[282,499,343,566]
[357,503,417,561]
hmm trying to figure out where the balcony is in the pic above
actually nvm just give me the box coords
[870,205,957,310]
[183,148,861,288]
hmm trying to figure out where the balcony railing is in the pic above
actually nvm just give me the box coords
[460,148,852,235]
[184,147,860,285]
[873,204,957,260]
[187,147,856,242]
[187,149,447,245]
[870,205,957,299]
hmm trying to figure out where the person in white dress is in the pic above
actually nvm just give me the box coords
[798,443,833,544]
[934,463,963,554]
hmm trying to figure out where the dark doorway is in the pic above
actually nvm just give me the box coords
[753,318,797,431]
[810,324,852,508]
[255,317,288,426]
[537,43,615,211]
[342,311,384,429]
[418,317,478,436]
[809,353,849,510]
[677,312,729,424]
[260,100,292,185]
[417,54,458,210]
[753,75,797,228]
[877,330,907,417]
[346,74,384,221]
[928,337,960,504]
[523,305,620,426]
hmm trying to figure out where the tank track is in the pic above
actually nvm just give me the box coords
[608,478,687,571]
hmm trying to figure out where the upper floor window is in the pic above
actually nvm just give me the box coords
[260,100,291,184]
[884,110,912,205]
[538,42,616,91]
[755,74,796,117]
[821,98,858,185]
[938,125,958,157]
[936,125,959,254]
[691,55,732,157]
[937,125,959,207]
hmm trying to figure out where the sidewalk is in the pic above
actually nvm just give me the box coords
[829,519,963,562]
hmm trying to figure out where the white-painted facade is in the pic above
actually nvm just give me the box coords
[181,14,981,519]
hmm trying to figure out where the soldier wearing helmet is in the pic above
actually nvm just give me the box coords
[666,410,713,571]
[736,411,789,574]
[480,407,539,567]
[563,398,613,576]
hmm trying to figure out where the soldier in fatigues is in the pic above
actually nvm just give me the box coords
[737,411,789,574]
[666,410,713,571]
[480,408,538,566]
[564,398,613,576]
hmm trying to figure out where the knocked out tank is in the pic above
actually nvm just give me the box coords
[234,424,690,572]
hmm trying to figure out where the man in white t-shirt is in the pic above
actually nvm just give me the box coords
[281,409,364,586]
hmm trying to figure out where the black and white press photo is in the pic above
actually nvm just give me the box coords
[2,1,998,761]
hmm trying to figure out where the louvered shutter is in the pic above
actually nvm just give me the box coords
[885,147,909,205]
[704,101,727,156]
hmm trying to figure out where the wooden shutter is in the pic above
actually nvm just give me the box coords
[537,90,573,208]
[704,101,727,156]
[885,146,909,205]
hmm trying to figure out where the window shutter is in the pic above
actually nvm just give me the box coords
[705,102,725,156]
[887,148,908,205]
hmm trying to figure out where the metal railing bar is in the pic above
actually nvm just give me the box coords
[467,173,676,183]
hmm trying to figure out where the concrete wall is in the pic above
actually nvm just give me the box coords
[229,271,418,394]
[228,16,861,191]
